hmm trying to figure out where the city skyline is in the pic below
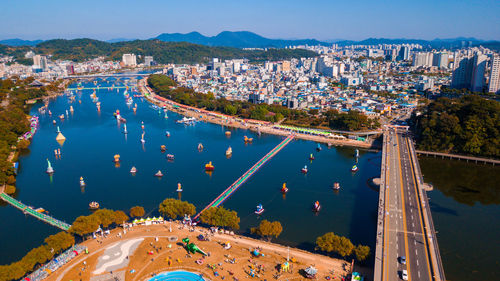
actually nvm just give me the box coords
[1,0,499,41]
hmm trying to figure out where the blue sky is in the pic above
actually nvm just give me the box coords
[1,0,499,40]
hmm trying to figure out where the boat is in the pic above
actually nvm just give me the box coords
[141,132,145,143]
[80,177,86,187]
[313,201,321,212]
[351,165,358,172]
[205,161,215,171]
[160,145,166,152]
[154,170,163,177]
[198,143,204,151]
[301,165,308,173]
[255,204,264,215]
[333,182,340,190]
[167,154,175,160]
[69,106,74,113]
[89,201,100,209]
[166,131,171,137]
[176,117,196,124]
[226,146,232,156]
[281,183,288,193]
[113,154,120,163]
[46,159,54,174]
[225,131,231,137]
[244,136,253,143]
[59,114,65,120]
[123,124,128,134]
[130,166,137,174]
[355,149,359,158]
[35,208,45,213]
[52,120,56,125]
[316,144,322,151]
[176,183,183,192]
[141,121,145,130]
[309,153,315,160]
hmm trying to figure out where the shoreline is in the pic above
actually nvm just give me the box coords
[138,77,380,150]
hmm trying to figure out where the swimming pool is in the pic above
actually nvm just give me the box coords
[148,270,207,281]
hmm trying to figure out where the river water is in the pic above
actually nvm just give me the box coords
[0,80,380,265]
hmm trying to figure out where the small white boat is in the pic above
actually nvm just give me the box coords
[155,170,163,177]
[130,166,137,174]
[176,183,183,192]
[301,165,308,173]
[79,177,86,187]
[255,204,264,215]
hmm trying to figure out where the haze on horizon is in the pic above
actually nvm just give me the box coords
[1,0,499,41]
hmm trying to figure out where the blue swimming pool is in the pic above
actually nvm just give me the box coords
[148,270,207,281]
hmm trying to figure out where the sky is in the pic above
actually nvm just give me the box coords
[1,0,499,41]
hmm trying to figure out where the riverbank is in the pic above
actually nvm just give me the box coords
[46,222,369,281]
[138,78,378,150]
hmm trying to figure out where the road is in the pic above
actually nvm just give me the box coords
[383,127,433,281]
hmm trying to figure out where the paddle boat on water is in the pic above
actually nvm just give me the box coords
[281,183,288,193]
[198,143,204,151]
[79,177,86,187]
[166,131,171,137]
[333,182,340,190]
[176,183,183,192]
[226,146,232,157]
[351,165,358,172]
[140,132,146,144]
[316,143,322,151]
[160,145,166,152]
[130,166,137,174]
[205,161,215,171]
[309,153,315,160]
[301,165,308,173]
[244,136,253,143]
[113,154,120,163]
[89,201,100,209]
[167,154,175,160]
[255,204,265,215]
[312,201,321,212]
[46,159,54,174]
[155,170,163,177]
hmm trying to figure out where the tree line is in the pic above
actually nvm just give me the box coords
[412,95,500,158]
[148,74,379,131]
[0,39,318,64]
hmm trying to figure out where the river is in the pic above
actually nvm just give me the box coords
[0,79,380,265]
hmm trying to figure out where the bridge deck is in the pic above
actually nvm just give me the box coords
[0,193,71,231]
[193,135,294,219]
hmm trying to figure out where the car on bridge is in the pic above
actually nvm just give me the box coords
[401,269,408,280]
[399,256,406,265]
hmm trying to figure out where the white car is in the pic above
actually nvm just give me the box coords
[401,269,408,280]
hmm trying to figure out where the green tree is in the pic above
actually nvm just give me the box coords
[158,198,196,219]
[44,232,75,255]
[354,245,370,262]
[316,232,355,258]
[69,215,100,236]
[224,104,237,115]
[251,220,283,241]
[129,206,145,217]
[200,206,240,230]
[113,210,129,225]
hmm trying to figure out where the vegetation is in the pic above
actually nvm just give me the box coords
[316,232,370,261]
[69,209,129,236]
[0,232,74,281]
[158,198,196,219]
[129,206,145,217]
[200,206,240,230]
[1,39,318,64]
[412,95,500,158]
[148,74,380,131]
[251,220,283,241]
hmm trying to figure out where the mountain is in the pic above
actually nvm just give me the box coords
[0,39,44,46]
[1,39,318,63]
[106,38,137,43]
[154,31,329,48]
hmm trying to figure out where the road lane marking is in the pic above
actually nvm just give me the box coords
[397,135,412,281]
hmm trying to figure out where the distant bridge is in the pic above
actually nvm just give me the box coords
[0,192,71,231]
[62,73,149,79]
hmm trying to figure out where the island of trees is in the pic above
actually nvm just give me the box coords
[148,74,379,131]
[412,95,500,158]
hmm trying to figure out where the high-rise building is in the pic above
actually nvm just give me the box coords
[471,53,487,92]
[33,55,42,68]
[66,64,75,75]
[281,61,291,72]
[413,52,432,67]
[488,54,500,93]
[398,46,411,61]
[432,52,449,69]
[122,54,137,67]
[144,56,153,66]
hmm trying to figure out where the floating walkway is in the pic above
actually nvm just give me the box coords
[0,193,71,231]
[66,86,128,91]
[194,134,294,220]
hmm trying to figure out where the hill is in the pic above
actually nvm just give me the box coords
[154,31,329,48]
[1,39,318,64]
[0,39,44,46]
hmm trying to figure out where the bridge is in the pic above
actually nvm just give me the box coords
[193,134,294,220]
[66,86,129,91]
[374,126,445,281]
[62,73,149,79]
[0,192,71,231]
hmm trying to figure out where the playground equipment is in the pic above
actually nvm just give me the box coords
[182,238,207,256]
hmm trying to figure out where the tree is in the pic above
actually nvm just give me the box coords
[129,206,145,217]
[251,220,283,241]
[158,198,196,219]
[354,245,370,262]
[224,104,237,115]
[69,215,100,236]
[93,209,117,228]
[113,210,129,224]
[44,232,75,255]
[316,232,354,258]
[200,206,240,230]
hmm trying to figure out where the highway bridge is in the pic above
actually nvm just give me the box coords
[62,73,150,79]
[374,126,445,281]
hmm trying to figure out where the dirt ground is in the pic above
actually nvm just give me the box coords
[46,223,369,281]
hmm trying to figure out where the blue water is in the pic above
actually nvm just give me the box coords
[149,270,206,281]
[0,79,380,265]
